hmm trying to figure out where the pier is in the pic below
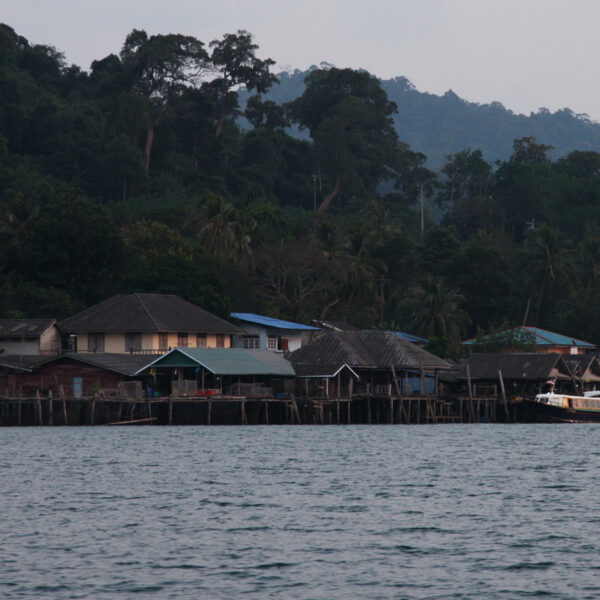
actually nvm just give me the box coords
[0,393,522,426]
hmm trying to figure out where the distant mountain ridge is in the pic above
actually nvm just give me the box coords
[242,66,600,169]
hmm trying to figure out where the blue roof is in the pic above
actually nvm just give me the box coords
[391,331,428,344]
[463,326,595,348]
[231,313,321,331]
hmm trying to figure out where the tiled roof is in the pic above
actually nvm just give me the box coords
[0,319,56,338]
[34,353,161,376]
[463,326,595,348]
[59,294,241,334]
[231,313,320,331]
[289,331,449,376]
[137,347,295,376]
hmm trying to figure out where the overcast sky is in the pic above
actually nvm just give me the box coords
[4,0,600,120]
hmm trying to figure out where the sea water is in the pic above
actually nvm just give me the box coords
[1,425,599,599]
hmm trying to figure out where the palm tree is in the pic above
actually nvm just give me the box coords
[405,278,471,350]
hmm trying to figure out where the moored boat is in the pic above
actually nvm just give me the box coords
[526,391,600,423]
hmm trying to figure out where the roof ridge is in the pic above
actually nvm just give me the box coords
[135,293,160,330]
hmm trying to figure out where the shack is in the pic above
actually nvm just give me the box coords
[136,347,296,397]
[288,331,450,398]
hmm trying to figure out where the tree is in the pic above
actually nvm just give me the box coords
[288,68,406,212]
[119,29,210,170]
[205,30,276,138]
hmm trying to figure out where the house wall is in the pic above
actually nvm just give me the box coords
[39,325,61,354]
[0,360,126,397]
[231,325,304,352]
[0,338,40,355]
[78,331,232,353]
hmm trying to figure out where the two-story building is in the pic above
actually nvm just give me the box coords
[230,313,320,353]
[58,293,241,354]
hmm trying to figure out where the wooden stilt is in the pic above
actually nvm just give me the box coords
[241,400,247,425]
[336,400,340,424]
[48,397,53,426]
[36,391,43,425]
[367,398,371,424]
[169,399,173,425]
[292,395,302,424]
[207,400,212,425]
[347,399,351,424]
[90,397,96,425]
[265,400,269,425]
[498,369,510,422]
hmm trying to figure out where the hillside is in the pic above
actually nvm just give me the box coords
[241,66,600,169]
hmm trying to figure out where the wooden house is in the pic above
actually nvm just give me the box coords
[288,331,449,398]
[136,347,296,397]
[564,354,600,393]
[0,353,155,398]
[230,313,320,353]
[58,293,241,354]
[0,319,61,355]
[462,326,595,355]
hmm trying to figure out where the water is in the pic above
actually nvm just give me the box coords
[1,425,600,599]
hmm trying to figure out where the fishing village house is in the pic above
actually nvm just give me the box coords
[288,330,450,398]
[58,293,242,354]
[230,313,320,352]
[439,352,575,401]
[462,326,596,355]
[0,318,61,356]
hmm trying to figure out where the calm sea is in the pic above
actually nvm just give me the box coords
[1,425,599,599]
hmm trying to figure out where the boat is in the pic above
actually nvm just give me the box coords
[526,391,600,422]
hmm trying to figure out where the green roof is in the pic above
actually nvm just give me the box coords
[136,347,295,376]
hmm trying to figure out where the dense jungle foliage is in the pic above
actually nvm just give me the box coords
[2,23,600,356]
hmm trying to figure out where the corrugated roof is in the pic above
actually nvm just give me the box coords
[0,354,44,372]
[463,326,595,348]
[289,331,450,376]
[32,353,161,376]
[136,347,295,376]
[231,313,320,331]
[465,353,570,380]
[0,319,56,338]
[59,294,241,334]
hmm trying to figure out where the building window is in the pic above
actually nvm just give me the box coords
[216,334,225,348]
[243,336,260,349]
[177,332,188,347]
[158,332,168,351]
[125,332,142,353]
[88,332,105,353]
[197,333,207,348]
[267,335,278,350]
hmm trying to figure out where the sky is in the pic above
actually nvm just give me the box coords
[4,0,600,121]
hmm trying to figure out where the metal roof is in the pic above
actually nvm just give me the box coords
[136,347,295,376]
[0,319,56,338]
[465,353,571,380]
[32,353,161,376]
[231,313,320,331]
[463,326,595,348]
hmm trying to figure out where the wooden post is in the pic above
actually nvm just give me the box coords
[48,396,53,426]
[207,400,212,425]
[60,385,68,426]
[391,365,402,398]
[336,400,340,424]
[90,397,96,425]
[347,399,351,424]
[18,395,22,426]
[325,378,329,399]
[466,364,473,399]
[349,376,354,398]
[36,390,43,425]
[292,395,302,424]
[265,400,269,425]
[241,400,247,425]
[168,399,173,425]
[498,369,510,422]
[420,368,425,395]
[390,398,394,424]
[367,398,371,424]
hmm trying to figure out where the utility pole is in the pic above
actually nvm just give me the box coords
[420,185,425,236]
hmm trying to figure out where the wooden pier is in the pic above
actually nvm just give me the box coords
[0,393,522,426]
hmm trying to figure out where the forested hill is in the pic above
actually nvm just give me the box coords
[242,67,600,168]
[4,24,600,357]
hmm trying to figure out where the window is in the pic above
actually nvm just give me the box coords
[125,332,142,353]
[243,336,260,349]
[197,333,207,348]
[267,335,278,350]
[216,334,225,348]
[88,332,105,353]
[158,332,169,351]
[177,332,188,347]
